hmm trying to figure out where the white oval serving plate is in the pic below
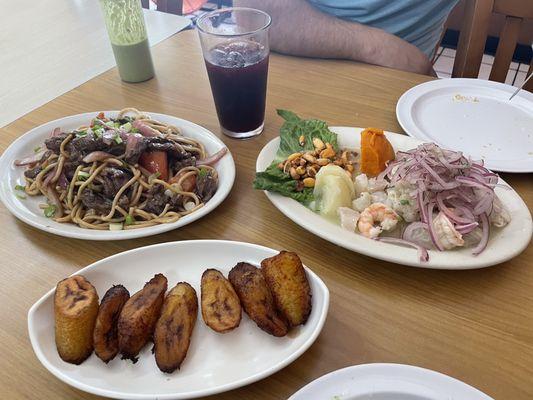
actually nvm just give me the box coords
[396,78,533,173]
[256,127,532,269]
[0,111,235,240]
[289,363,493,400]
[27,240,329,400]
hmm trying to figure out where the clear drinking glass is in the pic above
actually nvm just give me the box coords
[197,8,271,139]
[99,0,155,83]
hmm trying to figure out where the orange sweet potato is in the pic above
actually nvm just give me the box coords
[360,128,395,177]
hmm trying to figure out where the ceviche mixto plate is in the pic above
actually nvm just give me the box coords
[255,110,532,269]
[0,110,235,240]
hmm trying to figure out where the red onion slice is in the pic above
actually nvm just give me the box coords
[374,237,429,262]
[197,147,228,166]
[82,151,116,163]
[132,120,162,137]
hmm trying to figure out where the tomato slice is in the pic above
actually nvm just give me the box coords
[139,151,169,182]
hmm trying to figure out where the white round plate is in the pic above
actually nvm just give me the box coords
[396,78,533,173]
[289,363,493,400]
[256,127,532,269]
[27,240,329,400]
[0,111,235,240]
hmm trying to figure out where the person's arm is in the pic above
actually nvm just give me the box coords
[234,0,436,75]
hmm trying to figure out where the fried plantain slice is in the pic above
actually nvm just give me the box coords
[54,275,99,364]
[118,273,167,362]
[201,269,241,333]
[228,262,288,337]
[261,251,312,327]
[154,282,198,373]
[93,285,130,363]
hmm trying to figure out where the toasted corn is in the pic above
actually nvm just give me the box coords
[316,158,329,166]
[298,135,305,146]
[289,167,300,180]
[303,177,315,187]
[287,152,302,162]
[312,138,325,151]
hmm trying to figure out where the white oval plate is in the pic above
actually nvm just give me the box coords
[396,78,533,173]
[0,111,235,240]
[256,127,532,269]
[27,240,329,399]
[289,363,493,400]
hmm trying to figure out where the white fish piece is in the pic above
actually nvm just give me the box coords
[432,212,464,249]
[338,207,360,232]
[354,173,369,195]
[490,196,511,228]
[352,192,372,212]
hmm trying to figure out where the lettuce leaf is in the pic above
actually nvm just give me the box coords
[253,110,338,204]
[253,163,314,204]
[275,109,338,162]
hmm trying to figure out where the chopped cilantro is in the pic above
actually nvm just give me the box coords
[44,204,56,218]
[400,199,410,205]
[14,184,25,191]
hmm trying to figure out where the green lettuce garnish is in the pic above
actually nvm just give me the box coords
[253,110,338,204]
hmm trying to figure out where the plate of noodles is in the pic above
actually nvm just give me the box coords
[0,109,235,240]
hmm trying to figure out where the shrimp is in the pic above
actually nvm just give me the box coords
[357,203,399,238]
[432,212,464,249]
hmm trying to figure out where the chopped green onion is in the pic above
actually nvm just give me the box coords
[44,204,56,218]
[105,121,115,128]
[77,171,90,181]
[75,130,88,138]
[198,167,209,178]
[114,135,123,144]
[124,214,135,226]
[121,122,132,132]
[14,184,25,191]
[109,222,123,231]
[33,146,42,153]
[15,193,26,200]
[400,199,410,205]
[93,128,103,138]
[131,127,140,133]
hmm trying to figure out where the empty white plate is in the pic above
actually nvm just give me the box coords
[396,78,533,172]
[289,363,493,400]
[27,240,329,399]
[256,127,532,269]
[0,111,235,240]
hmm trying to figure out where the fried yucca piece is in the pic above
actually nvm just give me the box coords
[154,282,198,373]
[93,285,130,363]
[54,275,99,364]
[118,274,167,362]
[261,251,312,327]
[201,269,241,333]
[228,262,288,337]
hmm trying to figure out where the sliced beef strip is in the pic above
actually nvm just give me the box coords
[196,173,217,202]
[69,134,126,161]
[24,166,42,179]
[45,133,70,154]
[79,189,130,215]
[143,185,168,215]
[100,167,133,198]
[170,154,196,173]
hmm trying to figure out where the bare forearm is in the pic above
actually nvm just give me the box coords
[234,0,434,75]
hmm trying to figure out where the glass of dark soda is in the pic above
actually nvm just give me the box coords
[197,8,271,139]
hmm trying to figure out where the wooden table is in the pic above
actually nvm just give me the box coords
[1,30,532,400]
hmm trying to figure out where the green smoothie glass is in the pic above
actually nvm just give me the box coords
[99,0,155,83]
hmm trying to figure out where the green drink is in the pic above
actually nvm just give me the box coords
[99,0,155,83]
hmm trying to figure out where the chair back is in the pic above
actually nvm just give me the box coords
[141,0,183,15]
[453,0,532,91]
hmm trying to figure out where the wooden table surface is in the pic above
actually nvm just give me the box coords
[1,30,532,400]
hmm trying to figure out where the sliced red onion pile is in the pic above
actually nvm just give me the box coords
[378,143,502,260]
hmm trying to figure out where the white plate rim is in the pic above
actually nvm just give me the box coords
[0,111,236,240]
[288,363,493,399]
[27,239,330,399]
[256,127,532,269]
[396,78,533,173]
